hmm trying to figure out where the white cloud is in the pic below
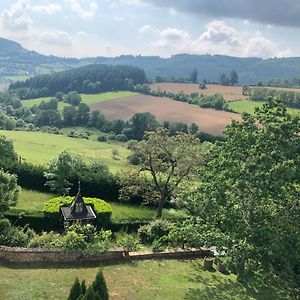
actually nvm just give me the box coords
[30,3,62,15]
[37,30,72,47]
[1,0,33,33]
[64,0,98,20]
[145,20,291,58]
[114,16,125,22]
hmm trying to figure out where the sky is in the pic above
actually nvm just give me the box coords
[0,0,299,58]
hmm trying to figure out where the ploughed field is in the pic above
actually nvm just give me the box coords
[150,83,247,101]
[90,94,240,135]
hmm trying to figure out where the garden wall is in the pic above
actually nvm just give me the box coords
[0,246,212,264]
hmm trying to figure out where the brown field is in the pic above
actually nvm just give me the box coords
[0,83,8,90]
[90,94,240,135]
[150,82,247,101]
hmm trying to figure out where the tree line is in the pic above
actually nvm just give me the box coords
[9,64,147,99]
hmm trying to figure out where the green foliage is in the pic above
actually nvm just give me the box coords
[182,99,300,293]
[0,168,20,214]
[119,234,139,251]
[44,151,73,195]
[28,231,64,249]
[81,286,98,300]
[68,278,82,300]
[0,218,35,247]
[120,128,206,217]
[0,134,17,162]
[93,270,109,300]
[138,219,171,244]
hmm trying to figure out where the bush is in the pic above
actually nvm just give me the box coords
[43,196,112,226]
[138,219,171,244]
[28,231,63,249]
[0,218,35,247]
[97,135,107,142]
[93,270,109,300]
[68,278,82,300]
[119,234,139,251]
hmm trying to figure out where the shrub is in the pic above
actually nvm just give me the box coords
[97,135,107,142]
[0,218,35,247]
[27,231,64,249]
[138,219,171,244]
[62,231,87,252]
[119,234,139,251]
[43,196,112,226]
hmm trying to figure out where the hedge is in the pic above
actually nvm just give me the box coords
[43,196,112,227]
[4,209,60,232]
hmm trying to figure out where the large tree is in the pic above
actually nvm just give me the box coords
[120,128,207,218]
[182,99,300,292]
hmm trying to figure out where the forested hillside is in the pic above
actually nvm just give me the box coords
[2,37,300,84]
[9,64,146,99]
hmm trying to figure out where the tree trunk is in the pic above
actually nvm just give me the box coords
[156,195,165,218]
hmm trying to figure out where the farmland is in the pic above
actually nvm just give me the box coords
[21,91,137,108]
[91,94,240,135]
[0,260,286,300]
[150,83,247,101]
[0,130,129,172]
[228,99,300,115]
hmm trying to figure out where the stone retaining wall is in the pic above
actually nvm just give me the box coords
[0,246,212,264]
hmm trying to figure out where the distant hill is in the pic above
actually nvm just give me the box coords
[1,37,300,84]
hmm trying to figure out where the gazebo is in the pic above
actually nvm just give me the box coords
[61,189,96,228]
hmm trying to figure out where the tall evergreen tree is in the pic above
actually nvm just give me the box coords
[93,270,109,300]
[68,278,82,300]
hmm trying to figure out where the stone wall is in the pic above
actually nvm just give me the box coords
[0,246,212,264]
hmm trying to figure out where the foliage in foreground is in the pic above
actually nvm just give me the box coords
[180,99,300,295]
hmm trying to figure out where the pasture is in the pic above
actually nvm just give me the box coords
[150,83,247,101]
[0,260,286,300]
[90,94,240,135]
[14,189,185,221]
[228,99,300,115]
[21,91,137,108]
[0,130,129,172]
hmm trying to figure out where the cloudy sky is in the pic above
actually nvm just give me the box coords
[0,0,299,58]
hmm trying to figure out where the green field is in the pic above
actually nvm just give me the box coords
[228,100,300,115]
[21,91,137,108]
[0,260,287,300]
[13,189,186,221]
[0,130,129,172]
[4,75,30,82]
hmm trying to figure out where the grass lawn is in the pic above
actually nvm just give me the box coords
[13,189,186,221]
[0,130,129,173]
[0,259,288,300]
[21,91,137,108]
[4,75,30,82]
[228,100,300,115]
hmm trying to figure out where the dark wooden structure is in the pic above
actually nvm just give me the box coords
[61,191,96,228]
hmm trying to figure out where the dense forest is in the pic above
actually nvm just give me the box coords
[9,64,146,99]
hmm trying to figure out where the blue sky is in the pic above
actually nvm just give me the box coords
[0,0,299,58]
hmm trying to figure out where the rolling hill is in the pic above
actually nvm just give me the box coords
[2,37,300,84]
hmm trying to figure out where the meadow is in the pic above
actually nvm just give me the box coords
[21,91,137,108]
[228,99,300,115]
[13,189,185,221]
[0,130,129,172]
[0,260,287,300]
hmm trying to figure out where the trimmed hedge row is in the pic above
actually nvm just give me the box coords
[43,196,112,227]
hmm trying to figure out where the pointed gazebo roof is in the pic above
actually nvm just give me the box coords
[61,187,96,222]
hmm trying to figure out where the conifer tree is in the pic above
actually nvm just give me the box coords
[68,278,82,300]
[93,270,109,300]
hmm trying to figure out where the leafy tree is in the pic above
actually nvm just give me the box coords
[68,278,82,300]
[0,169,20,214]
[65,91,82,106]
[129,112,158,140]
[63,106,77,126]
[182,99,300,292]
[75,103,90,125]
[44,151,73,195]
[230,69,238,85]
[190,68,198,83]
[93,270,109,300]
[121,128,206,218]
[189,123,199,135]
[0,135,17,162]
[34,109,62,127]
